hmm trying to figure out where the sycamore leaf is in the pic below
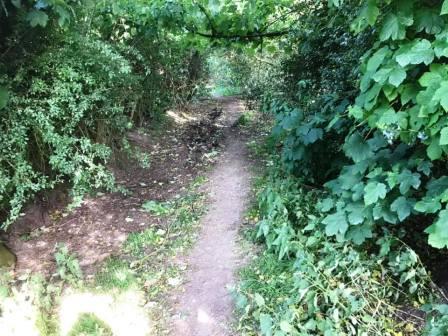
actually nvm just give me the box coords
[380,14,401,41]
[389,67,407,87]
[397,169,421,194]
[367,47,389,73]
[346,203,366,225]
[440,127,448,145]
[349,105,364,119]
[391,196,413,221]
[322,211,349,236]
[364,182,387,205]
[433,82,448,112]
[344,132,372,162]
[26,10,49,27]
[346,224,373,245]
[425,210,448,248]
[414,197,442,214]
[395,39,434,67]
[427,137,442,161]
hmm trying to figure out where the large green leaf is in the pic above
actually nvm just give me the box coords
[397,169,420,194]
[434,82,448,111]
[425,210,448,248]
[388,67,407,87]
[346,224,373,245]
[364,182,387,206]
[391,196,413,221]
[26,10,49,27]
[395,39,434,67]
[322,211,349,236]
[440,127,448,145]
[343,132,372,162]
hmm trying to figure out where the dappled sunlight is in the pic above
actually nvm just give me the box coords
[197,308,213,324]
[167,110,199,124]
[59,289,152,336]
[0,283,40,336]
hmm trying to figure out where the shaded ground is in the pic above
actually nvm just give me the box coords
[171,99,252,336]
[3,98,227,276]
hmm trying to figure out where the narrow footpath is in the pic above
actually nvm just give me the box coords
[171,98,252,336]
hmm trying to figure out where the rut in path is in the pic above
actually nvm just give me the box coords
[171,98,252,336]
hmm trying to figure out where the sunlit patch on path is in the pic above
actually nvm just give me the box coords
[59,289,152,336]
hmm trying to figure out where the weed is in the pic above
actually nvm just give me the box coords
[124,228,164,256]
[94,258,138,291]
[142,200,172,216]
[68,313,113,336]
[54,243,83,285]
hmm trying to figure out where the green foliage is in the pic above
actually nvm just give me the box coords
[237,163,435,335]
[231,0,448,332]
[54,243,82,285]
[422,304,448,336]
[94,258,137,291]
[0,0,209,229]
[142,201,172,216]
[68,313,113,336]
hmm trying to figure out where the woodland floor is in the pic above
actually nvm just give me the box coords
[1,96,255,335]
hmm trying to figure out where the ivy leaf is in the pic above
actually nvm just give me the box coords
[364,182,387,206]
[395,39,434,67]
[425,210,448,248]
[391,196,413,221]
[322,211,349,236]
[26,10,49,27]
[344,132,372,162]
[0,87,9,110]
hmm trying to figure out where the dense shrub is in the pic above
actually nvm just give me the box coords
[0,1,207,228]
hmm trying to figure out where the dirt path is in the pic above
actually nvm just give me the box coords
[171,98,252,336]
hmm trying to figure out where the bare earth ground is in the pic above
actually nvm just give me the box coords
[3,98,228,277]
[171,99,252,336]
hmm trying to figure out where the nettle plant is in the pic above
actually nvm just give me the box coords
[321,0,448,248]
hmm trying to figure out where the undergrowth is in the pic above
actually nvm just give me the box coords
[0,176,207,335]
[235,112,447,335]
